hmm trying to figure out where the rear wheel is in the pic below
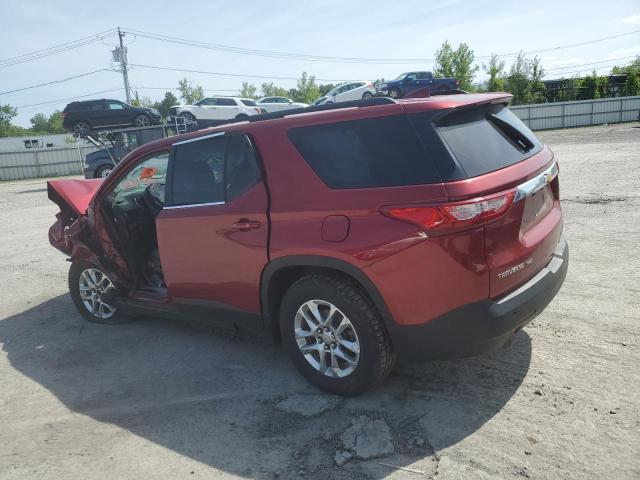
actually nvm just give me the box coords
[235,113,249,119]
[134,114,151,127]
[362,92,373,100]
[68,262,130,324]
[280,274,396,396]
[73,121,91,137]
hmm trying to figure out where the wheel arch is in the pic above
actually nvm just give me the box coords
[260,255,395,342]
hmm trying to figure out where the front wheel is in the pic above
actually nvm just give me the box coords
[94,165,113,178]
[388,88,401,99]
[68,262,130,324]
[280,274,396,396]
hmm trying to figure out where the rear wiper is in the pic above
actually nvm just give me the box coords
[486,113,534,153]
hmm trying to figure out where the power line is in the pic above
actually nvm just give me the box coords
[0,29,117,69]
[545,56,636,72]
[122,27,640,64]
[0,69,116,95]
[133,86,239,92]
[129,63,351,82]
[543,64,625,78]
[15,87,124,109]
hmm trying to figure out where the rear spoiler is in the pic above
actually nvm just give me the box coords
[404,87,469,99]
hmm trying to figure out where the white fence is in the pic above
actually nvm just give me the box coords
[0,145,97,181]
[510,95,640,130]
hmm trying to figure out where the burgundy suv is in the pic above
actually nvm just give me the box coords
[48,94,568,396]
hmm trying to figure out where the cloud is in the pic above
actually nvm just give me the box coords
[621,14,640,24]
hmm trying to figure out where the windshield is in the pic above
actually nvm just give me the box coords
[325,84,344,96]
[392,73,408,81]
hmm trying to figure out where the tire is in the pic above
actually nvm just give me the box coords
[280,274,396,396]
[235,113,249,119]
[94,165,113,179]
[362,92,373,100]
[389,88,401,99]
[68,261,130,324]
[134,114,151,127]
[73,121,91,137]
[180,112,196,123]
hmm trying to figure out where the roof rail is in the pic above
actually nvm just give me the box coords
[243,96,396,123]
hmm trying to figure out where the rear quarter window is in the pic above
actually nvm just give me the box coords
[241,99,257,106]
[287,115,440,189]
[435,104,542,178]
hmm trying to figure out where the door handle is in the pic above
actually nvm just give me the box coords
[232,218,261,230]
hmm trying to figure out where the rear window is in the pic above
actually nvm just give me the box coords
[288,115,440,189]
[241,99,257,106]
[436,104,542,178]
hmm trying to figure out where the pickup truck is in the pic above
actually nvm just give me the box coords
[376,72,459,98]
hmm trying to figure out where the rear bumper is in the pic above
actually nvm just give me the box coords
[388,236,568,360]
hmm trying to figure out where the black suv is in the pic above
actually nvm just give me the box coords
[62,99,162,136]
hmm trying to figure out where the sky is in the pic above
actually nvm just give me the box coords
[1,0,638,127]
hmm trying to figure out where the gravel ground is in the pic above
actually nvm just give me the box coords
[1,123,639,479]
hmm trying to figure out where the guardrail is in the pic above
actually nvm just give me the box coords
[0,145,97,181]
[510,95,640,130]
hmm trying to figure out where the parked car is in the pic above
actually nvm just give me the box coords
[256,96,308,113]
[168,97,263,123]
[376,72,459,98]
[84,125,166,178]
[314,81,376,105]
[47,94,568,396]
[62,99,162,136]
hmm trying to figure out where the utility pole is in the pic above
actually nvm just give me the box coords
[117,27,131,104]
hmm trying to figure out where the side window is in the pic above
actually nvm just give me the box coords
[168,135,225,206]
[288,116,440,189]
[112,152,169,198]
[416,72,429,80]
[90,101,105,111]
[405,73,417,81]
[167,134,262,206]
[217,98,237,106]
[225,135,261,201]
[107,101,125,110]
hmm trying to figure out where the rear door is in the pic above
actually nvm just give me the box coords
[156,132,269,315]
[216,98,241,119]
[433,103,563,297]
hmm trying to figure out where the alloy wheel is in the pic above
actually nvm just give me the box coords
[294,299,360,378]
[135,115,150,127]
[78,268,117,319]
[74,121,90,136]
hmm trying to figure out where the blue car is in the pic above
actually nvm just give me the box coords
[376,71,459,99]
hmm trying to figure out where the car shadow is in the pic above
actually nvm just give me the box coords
[0,294,532,479]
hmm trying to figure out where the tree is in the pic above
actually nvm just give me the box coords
[613,56,640,96]
[434,41,478,91]
[153,91,178,118]
[504,52,546,105]
[177,78,204,104]
[260,82,289,98]
[318,83,337,97]
[239,82,258,99]
[484,54,506,92]
[46,111,65,133]
[0,104,22,137]
[290,72,320,104]
[30,113,49,132]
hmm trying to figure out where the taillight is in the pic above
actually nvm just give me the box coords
[61,112,67,119]
[456,79,460,87]
[254,107,261,113]
[382,189,516,234]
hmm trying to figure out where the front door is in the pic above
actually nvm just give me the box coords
[156,132,269,319]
